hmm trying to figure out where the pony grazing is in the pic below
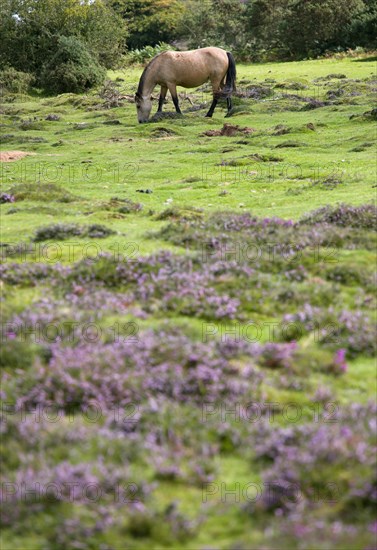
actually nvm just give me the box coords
[135,47,236,123]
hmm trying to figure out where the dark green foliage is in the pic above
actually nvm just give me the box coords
[110,0,184,49]
[178,0,249,59]
[0,67,34,94]
[347,0,377,49]
[125,42,176,64]
[243,0,289,60]
[178,0,374,61]
[0,0,127,74]
[33,223,115,241]
[280,0,365,58]
[0,339,36,371]
[40,36,106,94]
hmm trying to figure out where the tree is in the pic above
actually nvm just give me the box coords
[40,35,106,94]
[347,0,377,49]
[281,0,365,58]
[244,0,289,50]
[0,0,127,73]
[110,0,185,49]
[178,0,248,58]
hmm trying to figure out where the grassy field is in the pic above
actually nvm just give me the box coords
[1,55,376,549]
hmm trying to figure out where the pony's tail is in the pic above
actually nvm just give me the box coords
[225,52,236,94]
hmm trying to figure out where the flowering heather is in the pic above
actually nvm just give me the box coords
[251,402,377,515]
[0,193,15,203]
[13,330,262,410]
[0,262,56,286]
[33,223,116,242]
[1,459,151,526]
[156,207,376,252]
[333,348,347,373]
[1,202,376,548]
[300,203,377,229]
[284,305,376,357]
[68,252,241,320]
[6,289,140,343]
[206,212,295,232]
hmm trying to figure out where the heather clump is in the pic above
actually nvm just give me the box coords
[13,330,261,411]
[7,183,76,203]
[300,203,377,230]
[1,200,376,549]
[284,305,376,357]
[0,193,15,204]
[155,208,376,254]
[250,403,377,518]
[33,223,115,242]
[0,262,56,286]
[1,459,151,527]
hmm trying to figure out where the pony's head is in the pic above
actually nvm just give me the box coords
[135,92,152,123]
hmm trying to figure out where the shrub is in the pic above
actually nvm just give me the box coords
[40,36,106,94]
[33,223,115,242]
[0,0,127,74]
[126,42,176,64]
[110,0,184,50]
[300,203,377,229]
[280,0,365,58]
[8,183,75,203]
[0,67,34,94]
[0,193,15,204]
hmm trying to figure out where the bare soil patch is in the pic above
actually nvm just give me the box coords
[0,151,34,162]
[202,124,256,137]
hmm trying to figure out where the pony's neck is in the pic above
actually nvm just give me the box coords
[137,62,157,98]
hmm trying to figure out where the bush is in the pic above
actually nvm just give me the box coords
[0,0,127,73]
[110,0,184,50]
[281,0,365,58]
[8,183,75,203]
[126,42,176,64]
[179,0,247,54]
[300,203,377,230]
[347,0,377,49]
[33,223,115,242]
[0,67,34,94]
[40,36,106,94]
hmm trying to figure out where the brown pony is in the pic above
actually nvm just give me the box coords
[135,47,236,123]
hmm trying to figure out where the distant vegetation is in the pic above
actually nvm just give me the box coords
[0,0,376,93]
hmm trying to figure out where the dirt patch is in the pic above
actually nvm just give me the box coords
[150,126,178,138]
[0,151,34,162]
[234,85,272,99]
[247,153,284,162]
[272,124,291,136]
[275,140,307,148]
[150,112,183,122]
[202,124,256,137]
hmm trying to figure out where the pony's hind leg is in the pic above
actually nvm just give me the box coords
[226,97,233,116]
[206,77,223,117]
[167,83,182,114]
[157,86,168,113]
[205,97,218,118]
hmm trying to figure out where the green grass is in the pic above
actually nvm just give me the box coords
[1,54,376,550]
[1,56,376,252]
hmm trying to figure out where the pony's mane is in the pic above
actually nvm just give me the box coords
[136,54,163,97]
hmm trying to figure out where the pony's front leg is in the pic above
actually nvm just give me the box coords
[157,86,168,113]
[167,83,182,114]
